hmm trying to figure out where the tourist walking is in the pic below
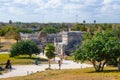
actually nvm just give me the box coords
[58,60,61,70]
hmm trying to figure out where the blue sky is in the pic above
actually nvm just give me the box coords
[0,0,120,23]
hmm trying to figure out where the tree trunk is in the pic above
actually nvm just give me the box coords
[92,61,97,71]
[92,61,106,72]
[16,39,18,43]
[101,61,106,71]
[48,59,51,68]
[29,54,32,58]
[118,63,120,71]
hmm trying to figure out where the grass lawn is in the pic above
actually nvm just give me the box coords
[65,56,91,64]
[0,54,55,66]
[0,67,120,80]
[65,56,74,60]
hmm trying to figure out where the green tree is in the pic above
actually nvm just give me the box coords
[60,23,68,31]
[74,30,120,72]
[4,30,21,43]
[15,28,34,33]
[94,20,96,27]
[5,25,15,32]
[10,40,40,58]
[45,44,55,68]
[9,20,12,24]
[71,23,81,31]
[0,28,4,36]
[42,25,59,34]
[83,20,86,27]
[84,32,93,40]
[71,23,87,31]
[14,33,21,43]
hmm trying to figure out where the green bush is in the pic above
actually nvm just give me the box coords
[10,40,40,58]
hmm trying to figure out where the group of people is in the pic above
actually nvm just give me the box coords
[4,53,65,71]
[35,57,62,70]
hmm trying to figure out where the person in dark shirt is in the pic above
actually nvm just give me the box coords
[5,59,12,70]
[58,60,61,70]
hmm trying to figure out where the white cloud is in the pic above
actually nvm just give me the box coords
[113,4,120,9]
[101,0,120,14]
[3,2,10,6]
[64,0,99,10]
[103,0,113,5]
[64,4,83,9]
[70,0,81,2]
[45,0,62,8]
[0,0,120,23]
[13,0,29,5]
[31,0,62,9]
[84,0,97,5]
[0,0,10,2]
[31,0,44,8]
[8,6,25,15]
[34,0,62,13]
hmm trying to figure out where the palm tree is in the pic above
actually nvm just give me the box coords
[9,20,12,24]
[45,44,55,68]
[94,20,96,27]
[83,20,86,27]
[94,20,96,24]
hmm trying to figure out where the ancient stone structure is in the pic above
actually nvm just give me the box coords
[54,31,83,56]
[20,32,40,44]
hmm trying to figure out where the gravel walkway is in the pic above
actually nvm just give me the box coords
[0,54,93,78]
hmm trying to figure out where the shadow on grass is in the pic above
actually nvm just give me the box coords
[0,45,3,48]
[14,56,36,59]
[87,69,119,73]
[39,58,48,61]
[14,56,48,62]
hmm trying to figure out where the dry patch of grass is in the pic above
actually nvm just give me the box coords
[0,37,16,43]
[0,37,16,51]
[1,67,120,80]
